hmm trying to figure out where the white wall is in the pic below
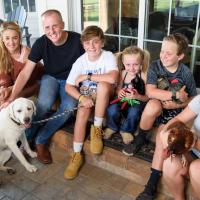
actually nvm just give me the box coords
[34,0,82,37]
[0,0,5,20]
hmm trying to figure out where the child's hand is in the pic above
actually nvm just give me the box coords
[118,89,126,99]
[80,96,94,108]
[177,86,188,103]
[75,75,87,86]
[125,89,138,99]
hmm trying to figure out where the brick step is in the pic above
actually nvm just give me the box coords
[51,129,196,199]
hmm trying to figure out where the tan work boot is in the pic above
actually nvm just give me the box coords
[90,125,103,154]
[120,132,134,144]
[103,128,115,139]
[64,152,83,180]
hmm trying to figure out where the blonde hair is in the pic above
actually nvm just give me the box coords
[0,22,21,74]
[117,46,150,74]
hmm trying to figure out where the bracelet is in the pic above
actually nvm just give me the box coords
[78,95,85,103]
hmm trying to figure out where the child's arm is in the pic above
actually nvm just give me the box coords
[89,70,118,84]
[162,96,193,110]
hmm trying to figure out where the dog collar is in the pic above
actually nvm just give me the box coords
[10,115,22,126]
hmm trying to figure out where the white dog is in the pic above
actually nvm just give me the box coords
[0,98,37,173]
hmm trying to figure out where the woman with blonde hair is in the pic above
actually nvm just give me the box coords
[0,21,43,104]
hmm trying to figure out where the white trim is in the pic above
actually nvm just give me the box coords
[0,0,5,19]
[137,0,145,49]
[67,0,82,33]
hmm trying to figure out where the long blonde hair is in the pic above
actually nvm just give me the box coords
[117,46,150,74]
[0,21,21,74]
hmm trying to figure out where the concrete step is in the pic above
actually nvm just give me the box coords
[51,129,197,199]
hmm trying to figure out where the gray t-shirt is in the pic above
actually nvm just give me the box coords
[147,60,197,97]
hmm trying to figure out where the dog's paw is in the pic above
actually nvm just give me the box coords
[28,151,37,158]
[25,164,37,173]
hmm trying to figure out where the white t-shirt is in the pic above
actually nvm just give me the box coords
[66,50,118,85]
[189,95,200,137]
[188,95,200,157]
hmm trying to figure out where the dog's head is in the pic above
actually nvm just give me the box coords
[9,98,36,128]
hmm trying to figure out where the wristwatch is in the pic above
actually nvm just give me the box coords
[171,90,177,102]
[87,73,92,81]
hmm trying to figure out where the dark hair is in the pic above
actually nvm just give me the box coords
[81,25,105,43]
[163,33,188,55]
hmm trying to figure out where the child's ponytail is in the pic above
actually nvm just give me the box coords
[141,49,150,73]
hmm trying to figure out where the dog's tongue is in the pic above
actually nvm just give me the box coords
[24,123,31,128]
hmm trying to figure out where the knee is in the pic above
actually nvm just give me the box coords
[189,160,200,179]
[128,108,140,120]
[97,82,111,94]
[143,99,162,117]
[107,105,118,117]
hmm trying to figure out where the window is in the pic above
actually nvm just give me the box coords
[3,0,36,13]
[82,0,139,52]
[82,0,200,87]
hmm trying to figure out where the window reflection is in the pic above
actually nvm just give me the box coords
[3,0,12,13]
[29,0,36,12]
[145,0,169,41]
[21,0,28,11]
[193,47,200,87]
[170,0,198,44]
[12,0,19,10]
[82,0,200,89]
[120,0,139,37]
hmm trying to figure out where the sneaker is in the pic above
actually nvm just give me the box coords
[122,134,145,156]
[122,143,134,156]
[136,191,155,200]
[132,135,146,154]
[103,128,115,139]
[90,125,103,154]
[136,185,156,200]
[120,131,134,144]
[64,152,83,180]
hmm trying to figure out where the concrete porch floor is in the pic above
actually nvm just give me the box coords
[0,146,170,200]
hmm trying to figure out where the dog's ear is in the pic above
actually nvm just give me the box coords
[31,101,36,115]
[9,101,16,119]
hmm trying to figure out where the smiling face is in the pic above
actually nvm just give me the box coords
[160,40,184,69]
[2,29,20,54]
[42,12,65,46]
[122,54,141,76]
[83,36,104,60]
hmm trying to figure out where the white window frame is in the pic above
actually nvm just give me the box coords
[3,0,36,13]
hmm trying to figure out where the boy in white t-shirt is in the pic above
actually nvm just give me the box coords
[64,25,118,179]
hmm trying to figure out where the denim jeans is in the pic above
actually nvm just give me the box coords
[26,74,77,144]
[106,102,145,133]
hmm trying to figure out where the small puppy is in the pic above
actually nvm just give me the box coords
[0,98,37,174]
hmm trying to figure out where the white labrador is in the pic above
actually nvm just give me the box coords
[0,98,37,173]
